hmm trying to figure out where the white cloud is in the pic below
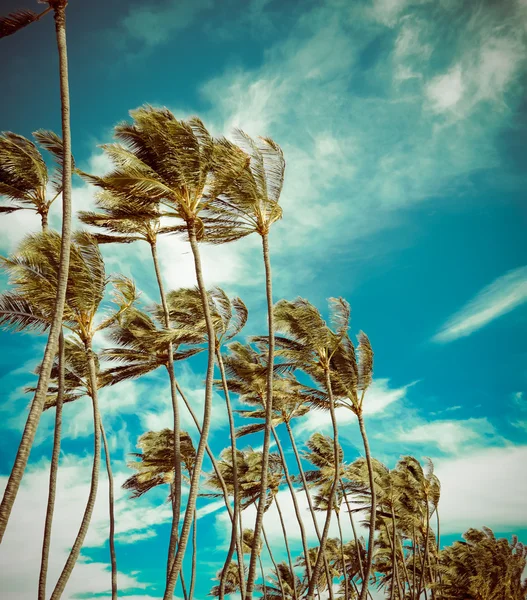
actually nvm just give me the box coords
[433,265,527,342]
[393,417,498,453]
[0,456,170,599]
[435,444,527,533]
[426,65,465,112]
[296,378,412,436]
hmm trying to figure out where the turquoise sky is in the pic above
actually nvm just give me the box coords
[0,0,526,598]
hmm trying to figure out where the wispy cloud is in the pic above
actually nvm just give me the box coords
[433,266,527,343]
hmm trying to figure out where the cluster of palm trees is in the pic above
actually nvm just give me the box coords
[0,2,526,600]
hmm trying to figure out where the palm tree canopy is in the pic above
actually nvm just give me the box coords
[123,428,196,499]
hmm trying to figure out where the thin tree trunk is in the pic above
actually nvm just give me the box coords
[357,412,376,600]
[217,349,245,599]
[306,368,340,600]
[272,426,311,580]
[262,525,285,599]
[41,211,49,231]
[258,555,268,600]
[246,233,275,600]
[417,498,431,598]
[384,516,399,600]
[189,507,197,600]
[436,509,442,597]
[175,380,246,596]
[180,568,189,600]
[336,510,350,600]
[50,340,100,599]
[164,221,218,599]
[38,330,64,600]
[150,241,182,581]
[0,0,73,542]
[340,479,365,583]
[275,495,298,600]
[100,420,117,600]
[286,420,333,597]
[411,526,417,600]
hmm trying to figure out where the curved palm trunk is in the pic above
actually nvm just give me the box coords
[164,222,218,599]
[175,379,246,577]
[50,341,100,600]
[335,510,350,600]
[275,495,299,600]
[340,479,365,583]
[306,369,340,600]
[245,233,275,600]
[357,412,376,600]
[150,241,183,581]
[38,330,65,600]
[262,525,285,599]
[0,1,73,542]
[272,426,311,580]
[217,349,246,599]
[285,420,333,599]
[189,507,197,600]
[100,420,117,600]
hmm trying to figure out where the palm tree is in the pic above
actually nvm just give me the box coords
[0,231,136,597]
[0,0,74,541]
[203,130,286,600]
[83,107,248,597]
[436,527,527,599]
[258,563,306,600]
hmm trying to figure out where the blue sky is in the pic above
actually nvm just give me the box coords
[0,0,526,598]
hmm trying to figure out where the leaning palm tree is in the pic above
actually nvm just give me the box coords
[83,107,248,597]
[202,130,286,600]
[258,563,306,600]
[0,0,74,541]
[0,231,136,598]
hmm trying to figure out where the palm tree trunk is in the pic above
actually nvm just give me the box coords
[306,368,340,600]
[180,568,189,600]
[357,411,376,600]
[335,510,350,600]
[384,516,399,600]
[38,329,64,600]
[275,495,299,600]
[435,509,442,596]
[340,479,365,583]
[285,420,333,600]
[150,241,183,581]
[50,340,100,599]
[258,555,268,600]
[272,426,311,580]
[0,0,73,542]
[175,380,246,597]
[164,221,218,599]
[41,211,49,231]
[217,349,245,598]
[189,507,197,600]
[417,498,431,598]
[245,233,275,600]
[100,420,117,600]
[262,525,285,599]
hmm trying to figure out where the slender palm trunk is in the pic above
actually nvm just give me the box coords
[272,426,311,579]
[340,479,365,583]
[38,330,64,600]
[411,526,417,600]
[417,498,431,598]
[357,412,376,600]
[384,516,399,600]
[245,233,275,600]
[150,241,182,580]
[335,510,350,600]
[436,509,442,597]
[180,568,189,600]
[175,379,246,579]
[306,369,340,600]
[50,340,100,599]
[275,495,298,600]
[285,421,333,599]
[0,1,73,541]
[164,222,218,599]
[217,349,245,598]
[258,556,268,600]
[262,526,285,599]
[100,420,117,600]
[189,507,197,600]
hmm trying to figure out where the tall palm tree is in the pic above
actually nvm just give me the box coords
[203,130,286,599]
[258,563,306,600]
[0,0,74,541]
[83,107,248,597]
[0,231,136,597]
[260,297,352,600]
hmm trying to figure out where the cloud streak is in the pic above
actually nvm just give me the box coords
[433,265,527,342]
